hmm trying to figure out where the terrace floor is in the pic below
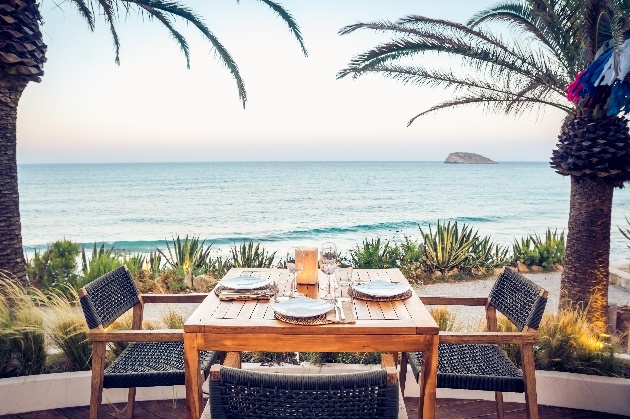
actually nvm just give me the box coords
[1,398,627,418]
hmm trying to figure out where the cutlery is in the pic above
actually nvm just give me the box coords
[337,300,346,321]
[334,304,340,322]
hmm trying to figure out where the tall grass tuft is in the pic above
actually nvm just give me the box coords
[80,243,123,289]
[349,238,400,269]
[0,271,47,377]
[45,288,91,371]
[429,306,458,331]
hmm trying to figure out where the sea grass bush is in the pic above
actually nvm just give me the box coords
[229,241,276,268]
[0,271,47,377]
[80,243,123,289]
[158,235,212,276]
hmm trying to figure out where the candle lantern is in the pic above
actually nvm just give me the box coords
[296,247,318,284]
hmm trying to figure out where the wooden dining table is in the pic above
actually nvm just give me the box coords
[183,268,439,419]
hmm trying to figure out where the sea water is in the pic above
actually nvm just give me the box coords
[16,161,630,265]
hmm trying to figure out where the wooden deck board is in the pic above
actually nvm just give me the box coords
[2,398,627,418]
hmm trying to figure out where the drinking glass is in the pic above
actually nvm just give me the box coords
[320,242,337,302]
[286,248,304,298]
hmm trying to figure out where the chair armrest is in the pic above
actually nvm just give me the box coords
[419,296,489,306]
[439,331,538,345]
[140,293,209,304]
[87,329,183,342]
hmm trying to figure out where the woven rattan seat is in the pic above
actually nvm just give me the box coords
[79,266,216,418]
[407,344,524,392]
[401,268,548,419]
[208,367,400,419]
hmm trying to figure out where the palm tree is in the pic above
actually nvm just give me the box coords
[0,0,306,284]
[338,0,630,331]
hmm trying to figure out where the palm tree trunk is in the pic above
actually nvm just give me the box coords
[0,80,28,284]
[560,176,613,332]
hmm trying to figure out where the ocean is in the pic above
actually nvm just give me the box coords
[16,161,630,265]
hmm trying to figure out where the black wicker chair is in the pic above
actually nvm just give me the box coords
[203,352,405,419]
[79,266,217,419]
[400,268,548,419]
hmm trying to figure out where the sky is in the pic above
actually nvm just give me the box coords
[16,0,568,164]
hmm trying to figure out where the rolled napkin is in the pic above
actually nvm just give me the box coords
[325,299,356,324]
[219,291,271,301]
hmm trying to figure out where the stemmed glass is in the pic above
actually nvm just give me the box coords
[320,242,338,302]
[286,248,304,298]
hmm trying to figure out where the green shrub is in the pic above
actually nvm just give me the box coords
[349,238,400,268]
[80,243,123,289]
[229,241,276,268]
[465,236,510,275]
[158,270,188,293]
[513,229,565,269]
[204,256,232,279]
[299,352,382,365]
[123,253,145,275]
[26,239,80,289]
[0,271,47,377]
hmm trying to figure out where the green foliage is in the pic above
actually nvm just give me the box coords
[618,216,630,250]
[241,352,299,365]
[0,271,47,377]
[161,308,185,329]
[204,256,232,279]
[420,221,477,275]
[123,253,145,275]
[26,239,80,289]
[147,251,162,278]
[299,352,382,365]
[513,229,565,269]
[229,241,276,268]
[349,238,400,268]
[80,243,123,288]
[465,236,510,275]
[158,235,212,276]
[158,270,188,293]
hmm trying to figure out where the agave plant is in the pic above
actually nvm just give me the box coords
[420,220,478,275]
[513,229,565,270]
[230,241,276,268]
[158,235,212,275]
[465,235,510,275]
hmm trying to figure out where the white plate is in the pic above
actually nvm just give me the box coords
[219,275,271,290]
[272,297,334,318]
[353,280,410,297]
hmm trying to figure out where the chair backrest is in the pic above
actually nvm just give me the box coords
[210,367,399,419]
[488,268,548,331]
[79,266,140,329]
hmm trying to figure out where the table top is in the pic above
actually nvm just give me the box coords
[184,268,438,336]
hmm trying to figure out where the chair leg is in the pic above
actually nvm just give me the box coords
[399,352,408,397]
[494,391,504,419]
[90,342,106,419]
[521,343,539,419]
[124,388,136,418]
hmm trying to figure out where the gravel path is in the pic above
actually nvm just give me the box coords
[414,271,630,329]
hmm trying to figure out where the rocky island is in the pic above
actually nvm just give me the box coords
[444,152,497,164]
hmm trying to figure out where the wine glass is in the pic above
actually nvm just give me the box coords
[320,242,338,302]
[286,248,304,298]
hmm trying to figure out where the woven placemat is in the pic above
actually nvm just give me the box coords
[274,312,329,325]
[214,283,273,296]
[347,286,412,301]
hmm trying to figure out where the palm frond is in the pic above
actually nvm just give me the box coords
[98,0,122,64]
[124,0,247,107]
[67,0,96,31]
[137,5,190,68]
[255,0,307,56]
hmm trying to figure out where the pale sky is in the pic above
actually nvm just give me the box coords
[17,0,567,163]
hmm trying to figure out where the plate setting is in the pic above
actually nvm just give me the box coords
[272,297,334,318]
[218,275,271,290]
[352,280,410,297]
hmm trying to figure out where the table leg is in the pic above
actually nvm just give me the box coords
[420,335,438,419]
[184,333,201,419]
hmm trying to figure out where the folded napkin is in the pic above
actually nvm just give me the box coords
[219,291,271,301]
[324,300,355,324]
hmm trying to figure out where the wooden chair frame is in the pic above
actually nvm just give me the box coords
[400,291,547,419]
[81,291,210,419]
